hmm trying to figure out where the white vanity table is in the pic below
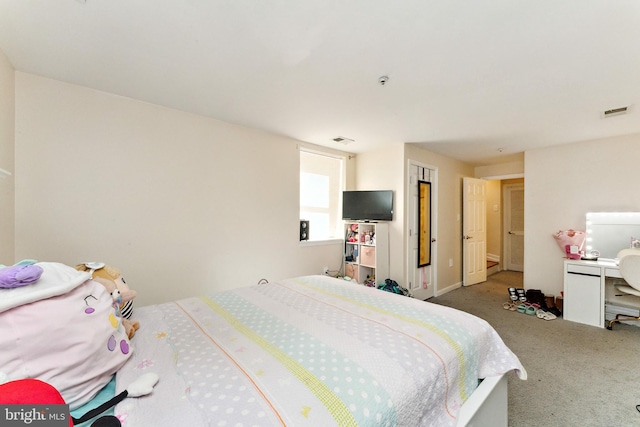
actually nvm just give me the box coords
[562,212,640,328]
[563,258,622,328]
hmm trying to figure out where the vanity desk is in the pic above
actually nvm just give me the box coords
[563,258,622,328]
[563,212,640,328]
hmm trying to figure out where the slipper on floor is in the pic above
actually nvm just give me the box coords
[517,303,527,313]
[503,302,516,311]
[535,309,557,320]
[547,307,562,317]
[542,311,557,321]
[525,305,537,315]
[507,287,519,302]
[516,288,527,302]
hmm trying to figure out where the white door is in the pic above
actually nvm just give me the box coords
[463,177,487,286]
[504,184,524,272]
[407,162,437,300]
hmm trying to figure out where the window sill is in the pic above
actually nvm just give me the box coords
[299,238,343,247]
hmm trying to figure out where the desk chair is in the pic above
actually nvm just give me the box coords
[607,248,640,330]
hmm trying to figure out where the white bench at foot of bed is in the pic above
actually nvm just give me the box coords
[457,373,508,427]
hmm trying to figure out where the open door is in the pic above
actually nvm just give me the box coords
[463,177,487,286]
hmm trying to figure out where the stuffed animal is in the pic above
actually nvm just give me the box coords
[0,263,133,410]
[347,224,359,242]
[0,264,43,288]
[76,263,139,339]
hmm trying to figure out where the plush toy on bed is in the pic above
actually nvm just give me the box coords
[0,262,134,411]
[75,263,140,339]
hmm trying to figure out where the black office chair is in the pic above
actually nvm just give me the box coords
[607,248,640,330]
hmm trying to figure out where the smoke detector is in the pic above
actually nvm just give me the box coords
[333,136,354,145]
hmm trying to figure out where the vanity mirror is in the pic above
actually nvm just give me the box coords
[585,212,640,260]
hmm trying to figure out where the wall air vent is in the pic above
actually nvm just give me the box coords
[333,136,354,145]
[603,106,629,117]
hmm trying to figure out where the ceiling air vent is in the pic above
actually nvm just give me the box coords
[603,106,629,117]
[333,136,354,145]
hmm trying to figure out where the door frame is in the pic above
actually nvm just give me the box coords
[406,159,438,298]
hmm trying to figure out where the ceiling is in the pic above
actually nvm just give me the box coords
[1,1,639,166]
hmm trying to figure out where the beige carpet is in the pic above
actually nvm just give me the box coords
[429,270,640,427]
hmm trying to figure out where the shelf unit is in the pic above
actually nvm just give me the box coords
[344,222,389,286]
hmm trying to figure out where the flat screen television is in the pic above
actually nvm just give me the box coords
[342,190,394,221]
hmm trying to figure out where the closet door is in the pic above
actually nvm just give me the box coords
[407,162,437,300]
[504,184,524,272]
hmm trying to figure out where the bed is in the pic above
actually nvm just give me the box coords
[113,275,526,426]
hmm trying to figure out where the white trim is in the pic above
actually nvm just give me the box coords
[299,238,343,247]
[479,173,524,180]
[434,280,462,297]
[297,144,349,160]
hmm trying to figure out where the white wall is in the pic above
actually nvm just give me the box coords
[475,158,524,179]
[14,73,346,306]
[0,49,14,264]
[349,143,480,294]
[354,144,405,283]
[524,133,640,296]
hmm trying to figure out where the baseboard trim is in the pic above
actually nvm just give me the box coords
[487,253,500,262]
[436,281,463,296]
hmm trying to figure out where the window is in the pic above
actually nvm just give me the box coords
[300,149,344,241]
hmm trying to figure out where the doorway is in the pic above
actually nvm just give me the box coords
[484,178,524,274]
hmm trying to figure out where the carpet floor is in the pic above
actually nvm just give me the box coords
[429,270,640,427]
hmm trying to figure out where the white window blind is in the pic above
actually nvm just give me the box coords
[300,149,344,241]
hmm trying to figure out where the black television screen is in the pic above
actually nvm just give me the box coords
[342,190,393,221]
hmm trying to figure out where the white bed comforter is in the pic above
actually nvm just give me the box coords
[115,275,526,426]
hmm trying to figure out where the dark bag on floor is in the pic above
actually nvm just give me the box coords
[525,289,547,309]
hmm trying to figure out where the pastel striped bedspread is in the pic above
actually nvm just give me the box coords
[114,275,526,426]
